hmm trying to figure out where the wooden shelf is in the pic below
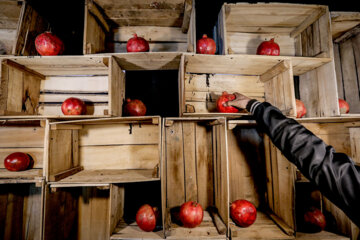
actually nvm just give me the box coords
[111,218,163,240]
[230,212,294,240]
[0,168,43,183]
[166,211,226,239]
[296,231,349,239]
[56,169,159,185]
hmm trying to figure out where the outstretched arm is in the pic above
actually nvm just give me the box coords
[227,93,360,227]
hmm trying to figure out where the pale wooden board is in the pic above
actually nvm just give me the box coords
[49,129,74,176]
[227,128,262,207]
[0,148,43,169]
[0,168,42,180]
[109,184,124,235]
[41,76,108,93]
[340,39,360,112]
[230,211,294,239]
[227,32,295,56]
[112,26,187,42]
[0,126,44,148]
[84,7,106,54]
[80,144,159,170]
[38,104,109,116]
[0,29,17,55]
[333,44,344,99]
[296,231,349,239]
[77,187,110,240]
[165,121,185,208]
[79,123,159,146]
[113,52,181,70]
[195,123,214,208]
[224,3,322,32]
[39,94,108,103]
[6,56,109,76]
[167,211,226,239]
[94,0,185,10]
[291,56,331,75]
[111,219,163,239]
[57,169,159,184]
[331,12,360,39]
[109,56,124,116]
[112,42,188,53]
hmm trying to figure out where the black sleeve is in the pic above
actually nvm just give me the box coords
[248,101,360,227]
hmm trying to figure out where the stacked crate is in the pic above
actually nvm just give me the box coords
[0,1,359,240]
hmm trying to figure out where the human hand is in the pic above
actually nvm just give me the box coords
[224,92,251,109]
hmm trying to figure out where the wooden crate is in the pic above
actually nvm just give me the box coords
[332,12,360,116]
[0,181,44,240]
[226,120,295,239]
[45,181,163,240]
[0,0,24,55]
[180,54,297,117]
[0,55,124,118]
[0,118,46,183]
[162,118,228,239]
[46,116,161,184]
[214,3,340,118]
[83,0,196,54]
[261,118,358,239]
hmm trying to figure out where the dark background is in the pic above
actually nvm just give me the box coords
[28,0,359,55]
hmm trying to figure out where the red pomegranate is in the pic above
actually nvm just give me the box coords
[136,204,159,232]
[61,98,86,115]
[296,99,307,118]
[339,98,350,114]
[35,32,64,56]
[179,201,203,228]
[124,98,147,116]
[256,38,280,56]
[230,199,257,227]
[126,34,149,52]
[4,152,31,171]
[304,207,326,232]
[196,34,216,54]
[216,91,239,113]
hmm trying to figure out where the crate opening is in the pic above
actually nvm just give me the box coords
[125,70,179,117]
[0,119,44,180]
[164,120,228,238]
[182,55,296,117]
[218,3,330,58]
[45,185,110,240]
[110,181,163,239]
[49,117,161,184]
[0,183,43,240]
[0,57,116,117]
[228,126,294,239]
[84,0,195,54]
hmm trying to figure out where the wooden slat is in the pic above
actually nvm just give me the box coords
[3,59,45,80]
[290,6,327,38]
[57,169,158,184]
[112,42,188,53]
[165,121,185,208]
[79,123,159,146]
[195,124,214,208]
[112,26,187,42]
[109,56,124,116]
[260,61,290,82]
[181,0,192,33]
[182,122,197,202]
[186,0,196,52]
[331,12,360,39]
[0,126,44,148]
[227,33,295,56]
[0,169,42,180]
[38,104,109,117]
[296,231,349,239]
[109,184,124,235]
[88,1,110,32]
[230,211,293,239]
[340,38,360,112]
[0,29,17,55]
[80,145,159,170]
[111,219,163,239]
[41,76,108,93]
[333,44,344,99]
[84,5,106,54]
[0,1,22,29]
